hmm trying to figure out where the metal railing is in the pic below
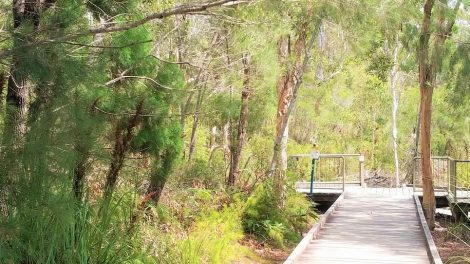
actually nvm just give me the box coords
[289,153,365,193]
[413,156,470,201]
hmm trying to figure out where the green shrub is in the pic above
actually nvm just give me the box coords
[182,157,226,188]
[162,204,246,264]
[242,181,317,248]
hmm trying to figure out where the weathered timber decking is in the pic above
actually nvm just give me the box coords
[294,188,432,264]
[296,181,470,204]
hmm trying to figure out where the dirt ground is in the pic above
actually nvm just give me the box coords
[239,236,290,264]
[432,215,470,263]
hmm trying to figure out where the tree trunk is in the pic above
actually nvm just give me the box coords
[418,0,436,229]
[390,35,401,188]
[267,21,317,206]
[227,53,251,187]
[104,100,144,194]
[272,35,294,202]
[4,61,29,152]
[280,121,289,172]
[418,0,460,229]
[183,33,219,159]
[271,28,307,203]
[419,85,435,228]
[0,72,5,101]
[73,150,88,200]
[2,0,43,151]
[187,83,205,161]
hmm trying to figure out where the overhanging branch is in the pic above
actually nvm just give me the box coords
[88,0,243,35]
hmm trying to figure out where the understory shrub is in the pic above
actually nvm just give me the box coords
[0,187,152,264]
[160,203,247,264]
[181,156,226,188]
[242,181,318,248]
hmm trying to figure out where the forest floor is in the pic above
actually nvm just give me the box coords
[241,213,322,263]
[240,236,290,263]
[432,214,470,263]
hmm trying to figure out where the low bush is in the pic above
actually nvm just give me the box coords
[157,203,247,264]
[242,181,318,248]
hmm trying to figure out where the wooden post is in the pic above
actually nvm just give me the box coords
[342,157,346,192]
[447,158,451,194]
[413,157,417,193]
[359,155,365,187]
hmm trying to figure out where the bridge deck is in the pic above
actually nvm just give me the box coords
[295,188,431,264]
[296,181,470,204]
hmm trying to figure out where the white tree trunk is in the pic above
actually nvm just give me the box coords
[389,36,401,188]
[280,120,289,171]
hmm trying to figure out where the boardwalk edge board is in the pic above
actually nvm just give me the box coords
[283,192,346,264]
[413,194,443,264]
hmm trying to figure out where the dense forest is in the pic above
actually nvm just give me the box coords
[0,0,469,263]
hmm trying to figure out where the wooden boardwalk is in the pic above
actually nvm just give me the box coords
[294,188,431,264]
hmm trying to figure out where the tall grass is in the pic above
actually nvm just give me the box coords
[0,172,152,264]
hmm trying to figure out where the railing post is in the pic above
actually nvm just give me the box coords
[412,157,416,193]
[359,154,365,187]
[447,158,451,194]
[309,158,315,196]
[342,157,346,192]
[309,151,320,196]
[450,160,457,200]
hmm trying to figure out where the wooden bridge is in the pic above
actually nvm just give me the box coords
[284,154,470,264]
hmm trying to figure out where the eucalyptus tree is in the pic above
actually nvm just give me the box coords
[268,0,386,204]
[418,0,462,229]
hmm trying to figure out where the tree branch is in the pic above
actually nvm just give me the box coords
[88,0,243,35]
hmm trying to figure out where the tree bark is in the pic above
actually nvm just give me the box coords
[419,84,435,228]
[187,83,205,161]
[104,100,144,194]
[270,27,307,203]
[3,56,29,153]
[389,35,401,188]
[266,18,318,206]
[0,72,5,101]
[73,148,88,200]
[418,0,436,229]
[2,0,45,151]
[272,35,293,202]
[227,53,251,187]
[418,0,460,229]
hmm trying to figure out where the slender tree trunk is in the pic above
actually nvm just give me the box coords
[0,0,46,216]
[228,53,251,187]
[4,61,29,151]
[73,149,88,200]
[183,33,219,159]
[104,100,144,194]
[2,0,42,151]
[188,83,206,161]
[0,72,5,102]
[390,35,401,188]
[145,155,171,204]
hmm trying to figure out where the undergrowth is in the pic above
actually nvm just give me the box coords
[242,181,318,248]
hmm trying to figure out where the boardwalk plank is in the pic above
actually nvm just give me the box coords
[295,188,431,264]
